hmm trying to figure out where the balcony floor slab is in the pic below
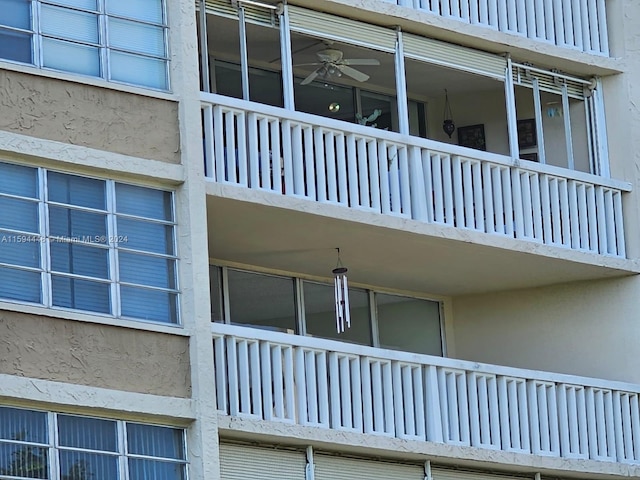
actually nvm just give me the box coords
[206,183,640,296]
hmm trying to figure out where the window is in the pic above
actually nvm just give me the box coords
[0,406,186,480]
[0,0,169,90]
[0,162,179,324]
[211,266,443,356]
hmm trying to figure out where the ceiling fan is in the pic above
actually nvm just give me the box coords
[298,49,380,85]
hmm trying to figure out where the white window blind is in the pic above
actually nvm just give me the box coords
[0,406,187,480]
[0,161,180,324]
[313,453,425,480]
[0,0,170,90]
[219,443,307,480]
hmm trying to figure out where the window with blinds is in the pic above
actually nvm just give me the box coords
[0,0,169,90]
[0,406,187,480]
[0,161,179,324]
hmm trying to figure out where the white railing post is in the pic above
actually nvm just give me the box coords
[213,326,640,463]
[201,95,628,257]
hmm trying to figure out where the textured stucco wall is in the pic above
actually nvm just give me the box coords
[0,311,191,397]
[0,70,180,163]
[451,276,640,384]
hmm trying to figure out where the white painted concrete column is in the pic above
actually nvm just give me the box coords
[167,0,220,478]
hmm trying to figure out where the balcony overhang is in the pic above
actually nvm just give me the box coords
[289,0,622,77]
[206,184,639,296]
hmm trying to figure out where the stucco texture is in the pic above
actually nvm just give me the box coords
[451,276,640,384]
[0,70,180,163]
[0,311,191,398]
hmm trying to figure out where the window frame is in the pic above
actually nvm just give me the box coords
[211,265,445,356]
[0,162,180,325]
[0,406,187,480]
[0,0,170,90]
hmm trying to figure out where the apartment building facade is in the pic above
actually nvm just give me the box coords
[1,0,640,479]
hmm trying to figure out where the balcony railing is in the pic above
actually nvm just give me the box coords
[389,0,609,55]
[202,93,629,258]
[213,322,640,464]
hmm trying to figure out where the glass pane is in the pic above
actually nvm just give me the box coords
[47,172,105,210]
[115,184,172,220]
[304,281,371,345]
[377,294,442,356]
[41,5,98,43]
[43,38,100,76]
[49,207,107,241]
[58,416,117,451]
[109,18,164,56]
[246,22,283,107]
[360,90,395,131]
[0,230,40,267]
[209,265,223,323]
[52,276,111,313]
[227,270,296,333]
[106,0,164,24]
[0,444,48,479]
[59,451,117,480]
[0,0,31,29]
[127,424,184,460]
[0,267,41,303]
[53,0,97,10]
[0,196,38,232]
[120,286,177,323]
[0,28,32,63]
[109,51,167,89]
[0,407,47,443]
[0,162,38,197]
[50,242,108,278]
[116,218,173,255]
[128,458,185,480]
[119,252,175,289]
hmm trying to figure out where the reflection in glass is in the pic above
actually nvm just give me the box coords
[377,293,442,356]
[227,269,297,333]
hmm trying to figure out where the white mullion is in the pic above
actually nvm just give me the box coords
[118,421,128,480]
[295,278,307,336]
[505,59,520,160]
[40,168,52,308]
[165,189,180,324]
[562,83,575,170]
[295,277,306,335]
[106,180,120,318]
[100,0,109,82]
[49,412,59,480]
[198,0,210,92]
[280,3,295,110]
[370,290,380,348]
[395,29,409,135]
[532,78,546,164]
[221,266,231,324]
[439,302,447,357]
[31,0,42,68]
[238,6,250,101]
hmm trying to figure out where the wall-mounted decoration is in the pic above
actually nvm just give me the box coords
[517,118,537,148]
[520,152,539,162]
[458,124,486,151]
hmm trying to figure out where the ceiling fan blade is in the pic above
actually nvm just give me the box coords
[293,62,323,67]
[300,69,321,85]
[338,65,370,82]
[342,59,380,66]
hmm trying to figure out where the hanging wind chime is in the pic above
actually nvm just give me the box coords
[332,248,350,333]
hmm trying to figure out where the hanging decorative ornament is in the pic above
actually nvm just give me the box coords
[442,89,455,139]
[332,248,350,334]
